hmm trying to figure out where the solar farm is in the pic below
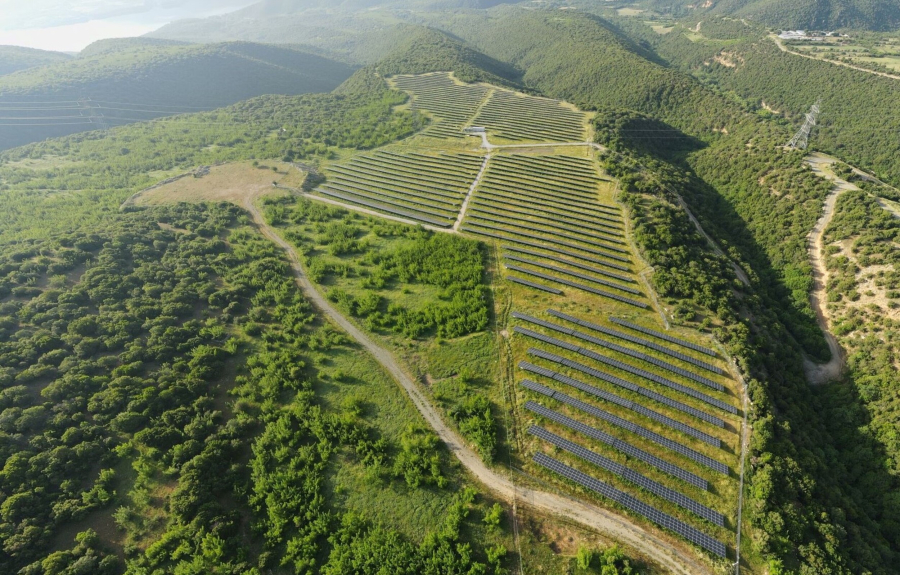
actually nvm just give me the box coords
[304,72,745,564]
[313,150,485,227]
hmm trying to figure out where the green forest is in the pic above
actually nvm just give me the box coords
[1,2,900,574]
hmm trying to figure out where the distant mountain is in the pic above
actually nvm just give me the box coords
[0,39,356,151]
[0,46,71,76]
[639,0,900,31]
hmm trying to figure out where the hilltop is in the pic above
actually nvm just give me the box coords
[0,39,356,151]
[0,45,71,76]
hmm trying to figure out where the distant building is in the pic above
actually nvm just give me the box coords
[463,126,486,134]
[779,30,807,40]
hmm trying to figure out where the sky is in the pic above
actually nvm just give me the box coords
[0,0,257,52]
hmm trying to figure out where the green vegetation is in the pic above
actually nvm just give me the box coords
[0,46,70,77]
[631,0,900,31]
[0,40,357,151]
[0,78,417,243]
[262,195,499,462]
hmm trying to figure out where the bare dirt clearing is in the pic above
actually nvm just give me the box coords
[136,161,303,206]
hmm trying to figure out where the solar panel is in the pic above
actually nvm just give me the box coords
[525,347,725,427]
[524,401,711,487]
[465,221,631,262]
[532,453,727,557]
[610,317,718,358]
[470,212,626,251]
[504,255,641,295]
[460,227,632,271]
[519,361,723,448]
[502,246,634,283]
[514,312,725,390]
[521,379,727,474]
[514,326,735,414]
[506,275,563,294]
[549,310,724,375]
[528,425,724,526]
[504,265,647,309]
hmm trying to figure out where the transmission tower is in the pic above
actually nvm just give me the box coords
[786,100,821,150]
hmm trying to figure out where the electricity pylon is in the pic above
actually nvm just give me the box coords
[786,100,821,150]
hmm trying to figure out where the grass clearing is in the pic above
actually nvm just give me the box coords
[136,160,303,205]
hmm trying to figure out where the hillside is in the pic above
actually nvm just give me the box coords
[0,39,356,151]
[637,0,900,31]
[0,46,71,76]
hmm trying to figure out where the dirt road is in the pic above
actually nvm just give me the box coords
[771,35,900,81]
[242,191,714,575]
[803,155,851,384]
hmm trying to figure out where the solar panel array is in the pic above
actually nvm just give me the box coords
[529,425,725,526]
[515,327,734,415]
[504,246,634,283]
[471,221,629,261]
[392,73,490,139]
[519,361,724,449]
[525,400,710,488]
[504,255,641,295]
[507,276,562,295]
[548,310,724,375]
[504,265,647,309]
[472,89,587,142]
[513,312,724,391]
[521,379,725,475]
[527,347,725,427]
[315,151,484,227]
[473,211,624,250]
[610,317,719,358]
[532,453,727,557]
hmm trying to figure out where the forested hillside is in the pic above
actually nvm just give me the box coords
[0,40,357,152]
[635,0,900,31]
[0,46,71,77]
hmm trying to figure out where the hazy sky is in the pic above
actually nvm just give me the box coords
[0,0,256,52]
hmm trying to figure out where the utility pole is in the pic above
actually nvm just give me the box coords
[786,100,821,150]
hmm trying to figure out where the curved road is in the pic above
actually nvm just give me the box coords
[242,191,713,575]
[803,155,851,384]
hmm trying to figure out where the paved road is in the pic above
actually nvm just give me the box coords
[242,190,713,575]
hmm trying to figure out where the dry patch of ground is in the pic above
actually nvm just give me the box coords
[137,161,304,206]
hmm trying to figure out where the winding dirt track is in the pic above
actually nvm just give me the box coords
[242,191,713,575]
[772,35,900,81]
[803,155,851,384]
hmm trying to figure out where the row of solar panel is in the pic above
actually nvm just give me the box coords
[611,317,718,358]
[316,189,450,227]
[504,256,640,295]
[467,221,631,262]
[529,425,725,526]
[548,310,724,375]
[524,399,710,488]
[522,379,726,474]
[527,347,725,427]
[512,312,724,391]
[504,246,634,284]
[477,185,618,222]
[505,265,647,309]
[533,453,727,557]
[519,362,724,450]
[507,276,562,294]
[461,227,632,272]
[516,327,735,415]
[469,212,625,250]
[476,188,622,227]
[471,207,624,245]
[473,200,622,235]
[477,194,622,233]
